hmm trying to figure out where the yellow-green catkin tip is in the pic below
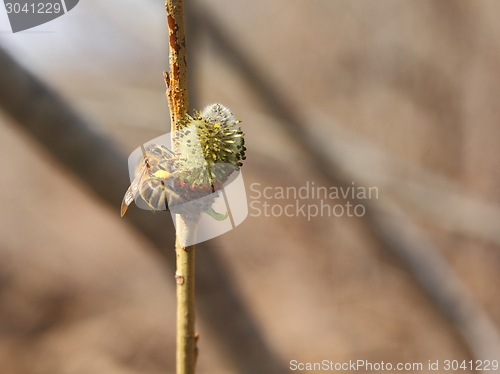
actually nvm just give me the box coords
[173,103,246,198]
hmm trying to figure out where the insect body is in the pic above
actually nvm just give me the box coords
[121,104,246,218]
[120,144,179,217]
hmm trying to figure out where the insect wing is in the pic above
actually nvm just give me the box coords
[120,162,148,217]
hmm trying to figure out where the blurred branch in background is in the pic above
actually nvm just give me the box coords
[0,46,168,249]
[190,4,500,365]
[0,46,290,374]
[308,113,500,248]
[372,201,500,364]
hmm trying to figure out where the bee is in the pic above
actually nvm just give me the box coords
[120,144,180,217]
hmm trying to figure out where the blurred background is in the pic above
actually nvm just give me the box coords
[1,0,500,373]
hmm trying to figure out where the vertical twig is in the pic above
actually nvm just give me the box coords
[164,1,197,373]
[165,1,189,128]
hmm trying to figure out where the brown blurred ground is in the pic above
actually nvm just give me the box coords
[0,0,499,373]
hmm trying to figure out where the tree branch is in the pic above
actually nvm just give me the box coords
[164,0,197,372]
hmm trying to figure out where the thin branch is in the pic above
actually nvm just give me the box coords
[165,1,197,373]
[165,0,190,129]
